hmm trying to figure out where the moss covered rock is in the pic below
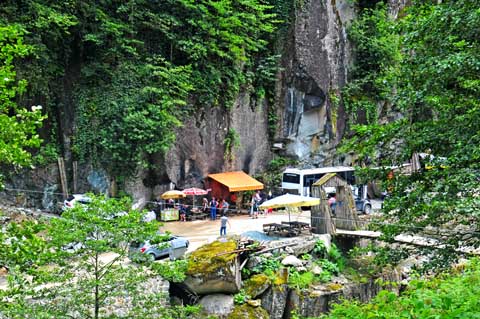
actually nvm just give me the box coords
[184,239,241,295]
[227,304,269,319]
[244,274,271,298]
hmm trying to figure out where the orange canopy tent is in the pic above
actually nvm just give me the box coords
[207,171,263,200]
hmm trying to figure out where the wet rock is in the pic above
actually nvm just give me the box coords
[199,294,234,318]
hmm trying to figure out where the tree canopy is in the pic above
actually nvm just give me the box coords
[0,0,279,177]
[0,25,44,176]
[342,0,480,268]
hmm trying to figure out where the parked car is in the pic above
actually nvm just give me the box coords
[129,234,189,261]
[63,194,91,211]
[327,186,372,215]
[62,194,128,220]
[352,185,372,214]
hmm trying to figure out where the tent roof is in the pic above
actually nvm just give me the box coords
[207,171,264,192]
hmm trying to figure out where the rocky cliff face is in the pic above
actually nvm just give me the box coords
[158,92,271,193]
[276,0,408,168]
[151,0,358,197]
[276,0,355,167]
[3,0,409,208]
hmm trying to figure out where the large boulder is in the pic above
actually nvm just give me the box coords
[184,240,241,295]
[263,235,330,257]
[199,294,234,318]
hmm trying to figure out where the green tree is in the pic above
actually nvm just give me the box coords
[0,195,179,319]
[75,60,193,176]
[0,0,278,178]
[341,0,480,268]
[0,25,44,175]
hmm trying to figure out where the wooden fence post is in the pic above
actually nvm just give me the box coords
[58,157,69,199]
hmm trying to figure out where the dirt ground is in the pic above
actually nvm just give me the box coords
[160,210,312,252]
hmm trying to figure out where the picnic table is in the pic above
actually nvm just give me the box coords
[263,221,311,237]
[263,223,299,237]
[281,221,311,234]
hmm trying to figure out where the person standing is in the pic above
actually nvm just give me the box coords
[220,198,230,215]
[179,204,187,222]
[202,197,209,214]
[210,197,218,220]
[220,214,231,236]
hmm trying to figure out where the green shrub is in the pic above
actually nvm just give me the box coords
[233,289,251,305]
[318,259,480,318]
[288,269,315,290]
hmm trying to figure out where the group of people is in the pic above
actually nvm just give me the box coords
[168,190,275,236]
[250,190,273,218]
[201,197,230,221]
[199,197,231,236]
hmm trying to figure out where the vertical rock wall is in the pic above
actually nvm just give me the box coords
[160,93,271,191]
[3,0,411,207]
[277,0,355,167]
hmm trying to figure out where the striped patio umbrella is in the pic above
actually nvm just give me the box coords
[182,188,209,196]
[183,188,209,208]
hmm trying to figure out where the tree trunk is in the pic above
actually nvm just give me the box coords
[95,253,99,319]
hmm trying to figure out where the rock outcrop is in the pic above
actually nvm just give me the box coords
[199,294,235,318]
[277,0,355,166]
[184,240,241,295]
[260,283,289,319]
[284,270,401,318]
[162,93,271,191]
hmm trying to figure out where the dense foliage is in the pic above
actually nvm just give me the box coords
[0,195,176,319]
[313,259,480,319]
[341,0,480,268]
[0,25,44,178]
[0,0,279,177]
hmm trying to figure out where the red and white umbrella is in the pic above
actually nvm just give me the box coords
[182,188,209,196]
[182,188,210,208]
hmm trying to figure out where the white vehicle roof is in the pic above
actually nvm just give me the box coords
[283,166,355,175]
